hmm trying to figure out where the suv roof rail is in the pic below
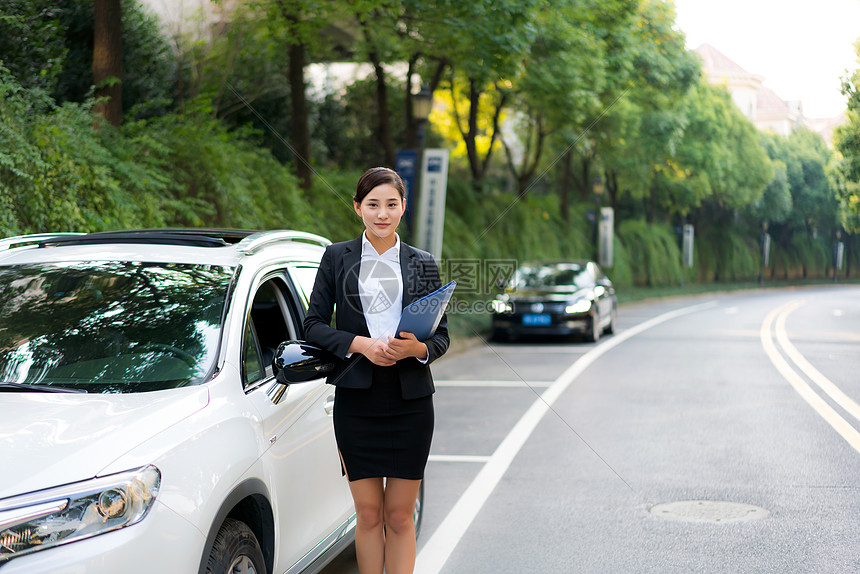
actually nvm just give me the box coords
[236,231,331,255]
[0,233,86,251]
[37,230,230,248]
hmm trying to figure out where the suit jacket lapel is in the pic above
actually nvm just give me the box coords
[342,237,365,329]
[400,242,419,308]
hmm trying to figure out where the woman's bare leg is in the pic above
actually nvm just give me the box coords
[382,478,422,574]
[348,477,386,574]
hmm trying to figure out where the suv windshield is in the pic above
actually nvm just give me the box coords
[514,264,591,290]
[0,261,235,393]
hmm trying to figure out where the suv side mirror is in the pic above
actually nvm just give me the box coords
[272,341,337,384]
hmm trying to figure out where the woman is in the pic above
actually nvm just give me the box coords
[303,167,449,573]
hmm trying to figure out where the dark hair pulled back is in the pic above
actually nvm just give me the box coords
[353,167,406,204]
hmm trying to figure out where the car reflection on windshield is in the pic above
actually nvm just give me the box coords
[0,261,235,393]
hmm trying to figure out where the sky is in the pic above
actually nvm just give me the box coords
[673,0,860,118]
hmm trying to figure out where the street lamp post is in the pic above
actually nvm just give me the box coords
[412,84,433,150]
[593,176,604,261]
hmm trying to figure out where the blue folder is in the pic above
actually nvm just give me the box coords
[396,281,456,341]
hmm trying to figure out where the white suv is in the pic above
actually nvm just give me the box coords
[0,229,410,573]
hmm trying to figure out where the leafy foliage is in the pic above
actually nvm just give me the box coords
[0,0,177,118]
[0,68,307,236]
[0,1,67,93]
[835,41,860,233]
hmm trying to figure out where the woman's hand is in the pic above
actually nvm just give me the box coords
[384,332,428,362]
[350,336,396,366]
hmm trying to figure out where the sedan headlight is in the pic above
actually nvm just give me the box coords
[491,299,513,314]
[0,465,160,563]
[565,300,592,314]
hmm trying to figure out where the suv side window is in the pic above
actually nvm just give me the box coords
[242,275,300,389]
[287,264,320,311]
[243,319,264,385]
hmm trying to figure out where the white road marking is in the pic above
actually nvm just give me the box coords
[761,301,860,453]
[435,379,552,388]
[428,455,492,463]
[416,300,719,574]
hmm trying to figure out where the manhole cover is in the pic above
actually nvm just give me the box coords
[649,500,769,523]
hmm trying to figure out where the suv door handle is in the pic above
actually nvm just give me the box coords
[324,394,335,416]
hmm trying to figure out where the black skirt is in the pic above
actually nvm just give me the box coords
[333,364,434,482]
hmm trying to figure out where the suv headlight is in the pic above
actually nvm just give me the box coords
[0,465,160,563]
[565,300,592,314]
[491,298,513,314]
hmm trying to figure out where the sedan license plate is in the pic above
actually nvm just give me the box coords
[522,313,551,326]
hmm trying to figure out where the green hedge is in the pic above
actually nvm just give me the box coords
[616,219,683,287]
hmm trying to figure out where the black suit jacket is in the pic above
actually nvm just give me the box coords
[303,237,449,400]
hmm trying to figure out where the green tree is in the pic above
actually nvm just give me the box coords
[762,127,836,277]
[830,155,860,234]
[575,0,699,217]
[0,0,176,119]
[676,83,772,216]
[0,1,67,92]
[426,0,542,192]
[835,38,860,232]
[499,0,610,198]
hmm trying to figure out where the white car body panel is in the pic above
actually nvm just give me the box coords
[246,377,348,570]
[0,387,208,498]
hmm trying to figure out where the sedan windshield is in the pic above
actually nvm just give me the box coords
[0,261,235,393]
[513,264,592,290]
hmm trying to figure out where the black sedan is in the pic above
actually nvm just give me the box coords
[490,260,617,342]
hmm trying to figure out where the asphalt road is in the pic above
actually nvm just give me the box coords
[322,285,860,573]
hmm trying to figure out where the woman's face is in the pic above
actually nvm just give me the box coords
[354,183,405,240]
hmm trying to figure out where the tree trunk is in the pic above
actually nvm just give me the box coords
[560,149,571,224]
[607,170,619,217]
[456,78,506,194]
[465,80,481,185]
[276,1,312,189]
[505,118,543,199]
[93,0,123,127]
[360,17,395,167]
[577,156,591,202]
[288,40,312,189]
[404,55,419,149]
[371,56,395,167]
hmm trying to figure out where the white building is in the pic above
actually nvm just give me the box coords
[695,43,841,144]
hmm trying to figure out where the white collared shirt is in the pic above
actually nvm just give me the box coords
[354,232,429,364]
[359,231,403,340]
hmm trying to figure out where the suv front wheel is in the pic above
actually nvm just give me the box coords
[205,518,265,574]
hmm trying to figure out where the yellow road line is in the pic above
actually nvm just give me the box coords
[761,301,860,453]
[774,304,860,423]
